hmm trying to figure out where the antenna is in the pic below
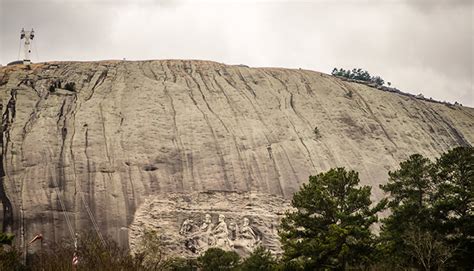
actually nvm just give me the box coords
[20,28,35,64]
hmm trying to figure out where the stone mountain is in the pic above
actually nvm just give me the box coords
[0,60,472,256]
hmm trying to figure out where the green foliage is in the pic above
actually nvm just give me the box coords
[331,68,371,81]
[0,147,468,270]
[48,79,61,93]
[279,168,386,270]
[238,246,276,271]
[197,247,240,271]
[77,233,141,270]
[379,147,474,270]
[276,260,304,271]
[370,76,384,86]
[432,146,474,269]
[0,232,14,245]
[29,232,142,271]
[164,257,199,271]
[29,238,76,271]
[331,68,386,86]
[0,247,25,271]
[0,234,26,271]
[381,154,434,212]
[379,154,438,268]
[134,229,166,270]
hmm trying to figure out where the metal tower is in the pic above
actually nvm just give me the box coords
[20,28,35,64]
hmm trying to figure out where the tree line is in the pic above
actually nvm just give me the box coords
[279,146,472,270]
[1,146,472,270]
[331,68,389,87]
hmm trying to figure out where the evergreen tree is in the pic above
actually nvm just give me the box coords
[165,257,199,271]
[280,168,385,270]
[379,154,436,268]
[197,248,240,271]
[432,147,474,269]
[370,76,384,86]
[379,148,473,270]
[238,246,276,271]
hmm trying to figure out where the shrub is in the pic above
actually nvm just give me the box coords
[134,229,166,270]
[64,82,76,92]
[0,233,14,245]
[164,257,199,271]
[346,90,353,98]
[0,233,25,271]
[313,127,321,138]
[29,232,141,271]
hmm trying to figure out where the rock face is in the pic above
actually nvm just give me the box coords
[0,60,473,254]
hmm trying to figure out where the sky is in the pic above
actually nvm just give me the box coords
[1,0,473,107]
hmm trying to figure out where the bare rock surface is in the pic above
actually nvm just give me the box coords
[0,60,472,253]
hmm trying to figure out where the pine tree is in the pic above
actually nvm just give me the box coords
[197,248,240,271]
[239,246,276,271]
[432,147,474,269]
[379,148,474,270]
[379,154,436,268]
[280,168,385,270]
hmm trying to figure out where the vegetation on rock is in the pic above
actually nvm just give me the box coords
[0,233,24,271]
[331,68,386,86]
[64,82,76,92]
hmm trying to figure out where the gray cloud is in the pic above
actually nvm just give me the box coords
[404,0,472,12]
[1,0,472,106]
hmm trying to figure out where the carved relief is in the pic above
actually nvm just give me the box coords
[179,218,195,235]
[129,192,291,257]
[179,214,262,254]
[236,217,260,250]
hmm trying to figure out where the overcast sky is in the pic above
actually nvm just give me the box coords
[1,0,472,106]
